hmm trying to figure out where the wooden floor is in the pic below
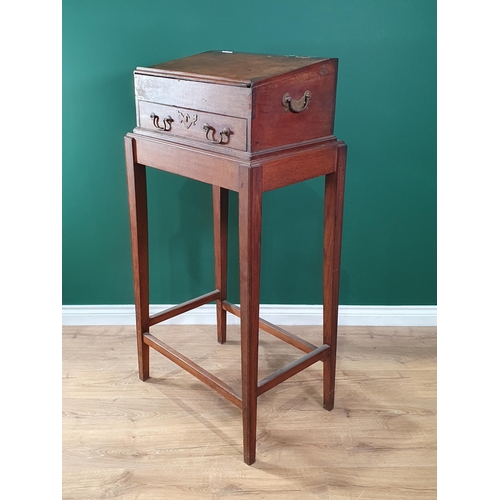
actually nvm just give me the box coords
[62,324,436,499]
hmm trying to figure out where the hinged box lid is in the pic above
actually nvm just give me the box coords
[134,50,335,87]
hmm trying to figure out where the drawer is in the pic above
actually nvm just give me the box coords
[137,101,247,152]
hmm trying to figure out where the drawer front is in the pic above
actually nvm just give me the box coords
[137,101,247,151]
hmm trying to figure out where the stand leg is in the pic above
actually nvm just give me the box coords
[213,186,229,344]
[125,136,150,381]
[238,165,262,465]
[323,144,347,410]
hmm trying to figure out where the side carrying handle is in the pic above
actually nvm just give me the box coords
[282,90,312,113]
[203,124,231,145]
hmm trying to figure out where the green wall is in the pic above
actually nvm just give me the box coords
[62,0,436,306]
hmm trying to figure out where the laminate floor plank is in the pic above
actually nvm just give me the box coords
[62,325,436,499]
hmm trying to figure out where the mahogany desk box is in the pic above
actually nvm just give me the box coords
[124,51,347,464]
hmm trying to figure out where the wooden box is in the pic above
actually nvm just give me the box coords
[133,51,338,156]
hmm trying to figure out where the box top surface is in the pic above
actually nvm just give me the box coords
[135,51,333,87]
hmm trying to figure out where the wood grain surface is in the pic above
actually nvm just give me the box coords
[62,325,436,499]
[141,51,330,86]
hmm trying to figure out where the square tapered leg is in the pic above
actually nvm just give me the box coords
[323,144,347,410]
[125,136,150,381]
[213,186,229,344]
[238,165,262,465]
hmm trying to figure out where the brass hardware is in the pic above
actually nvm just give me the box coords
[178,111,198,129]
[203,124,231,145]
[150,113,173,131]
[281,90,312,113]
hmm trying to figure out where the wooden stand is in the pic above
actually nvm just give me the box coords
[125,132,347,465]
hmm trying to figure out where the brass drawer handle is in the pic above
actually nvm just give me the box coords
[150,113,173,131]
[282,90,312,113]
[203,124,231,145]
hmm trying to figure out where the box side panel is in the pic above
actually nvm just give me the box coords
[251,60,337,152]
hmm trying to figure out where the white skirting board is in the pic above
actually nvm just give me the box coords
[62,304,436,327]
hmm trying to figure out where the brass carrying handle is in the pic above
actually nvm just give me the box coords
[150,113,173,131]
[282,90,312,113]
[203,124,231,144]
